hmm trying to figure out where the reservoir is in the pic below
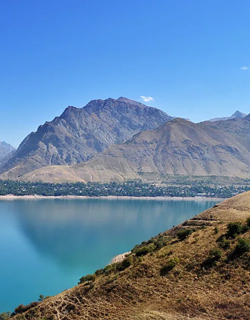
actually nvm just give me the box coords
[0,198,220,313]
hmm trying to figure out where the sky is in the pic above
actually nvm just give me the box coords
[1,0,250,147]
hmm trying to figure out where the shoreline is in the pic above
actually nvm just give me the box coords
[0,194,225,201]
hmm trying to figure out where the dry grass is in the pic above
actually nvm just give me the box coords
[12,191,250,320]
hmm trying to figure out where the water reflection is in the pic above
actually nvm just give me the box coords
[13,199,218,269]
[0,199,220,312]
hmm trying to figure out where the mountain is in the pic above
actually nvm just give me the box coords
[20,117,250,183]
[11,191,250,320]
[0,141,15,159]
[208,110,246,122]
[0,97,172,179]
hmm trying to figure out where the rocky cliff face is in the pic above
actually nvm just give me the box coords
[0,97,172,179]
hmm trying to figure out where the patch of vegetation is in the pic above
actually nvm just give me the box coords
[12,302,40,316]
[0,179,248,197]
[0,312,11,320]
[117,256,133,270]
[160,257,179,276]
[247,217,250,228]
[134,243,155,256]
[177,229,193,241]
[78,274,96,284]
[235,238,250,255]
[217,236,230,249]
[202,248,222,268]
[226,222,243,238]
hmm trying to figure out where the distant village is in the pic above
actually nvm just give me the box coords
[0,180,249,198]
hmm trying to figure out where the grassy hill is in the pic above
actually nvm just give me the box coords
[9,191,250,320]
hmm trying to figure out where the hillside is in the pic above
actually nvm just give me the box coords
[0,97,172,179]
[20,117,250,183]
[9,191,250,320]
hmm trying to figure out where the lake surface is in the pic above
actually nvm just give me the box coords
[0,198,220,313]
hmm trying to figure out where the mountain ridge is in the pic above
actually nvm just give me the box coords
[208,110,246,122]
[19,117,250,183]
[0,98,172,179]
[0,141,15,160]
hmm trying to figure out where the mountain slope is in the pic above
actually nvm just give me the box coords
[0,141,15,159]
[208,110,246,122]
[21,117,250,183]
[11,191,250,320]
[0,98,172,179]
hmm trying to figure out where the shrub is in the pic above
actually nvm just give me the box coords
[135,243,155,256]
[95,268,104,276]
[117,256,133,270]
[177,229,193,241]
[12,302,39,316]
[209,248,222,260]
[235,238,250,255]
[202,248,222,268]
[227,222,242,238]
[102,264,116,275]
[246,217,250,228]
[79,274,96,284]
[218,237,230,249]
[0,313,11,320]
[160,257,179,276]
[214,227,219,234]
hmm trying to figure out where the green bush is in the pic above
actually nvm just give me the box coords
[12,302,39,316]
[95,268,104,276]
[103,264,117,275]
[214,227,219,234]
[218,236,230,249]
[0,313,11,320]
[202,248,222,268]
[177,229,193,241]
[209,248,222,260]
[160,257,179,275]
[117,256,133,270]
[235,238,250,255]
[227,222,242,238]
[135,243,155,256]
[79,274,96,284]
[246,217,250,228]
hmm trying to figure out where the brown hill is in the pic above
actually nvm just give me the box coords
[10,191,250,320]
[0,97,172,179]
[20,117,250,183]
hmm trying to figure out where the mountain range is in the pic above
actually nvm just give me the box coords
[1,98,250,183]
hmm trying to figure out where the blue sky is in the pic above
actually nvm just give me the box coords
[1,0,250,147]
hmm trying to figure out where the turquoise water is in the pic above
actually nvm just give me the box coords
[0,198,220,313]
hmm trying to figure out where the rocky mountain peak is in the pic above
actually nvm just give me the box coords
[229,110,246,119]
[0,97,173,179]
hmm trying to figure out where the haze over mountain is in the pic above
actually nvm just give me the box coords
[0,97,172,179]
[18,116,250,183]
[0,141,15,160]
[208,110,246,122]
